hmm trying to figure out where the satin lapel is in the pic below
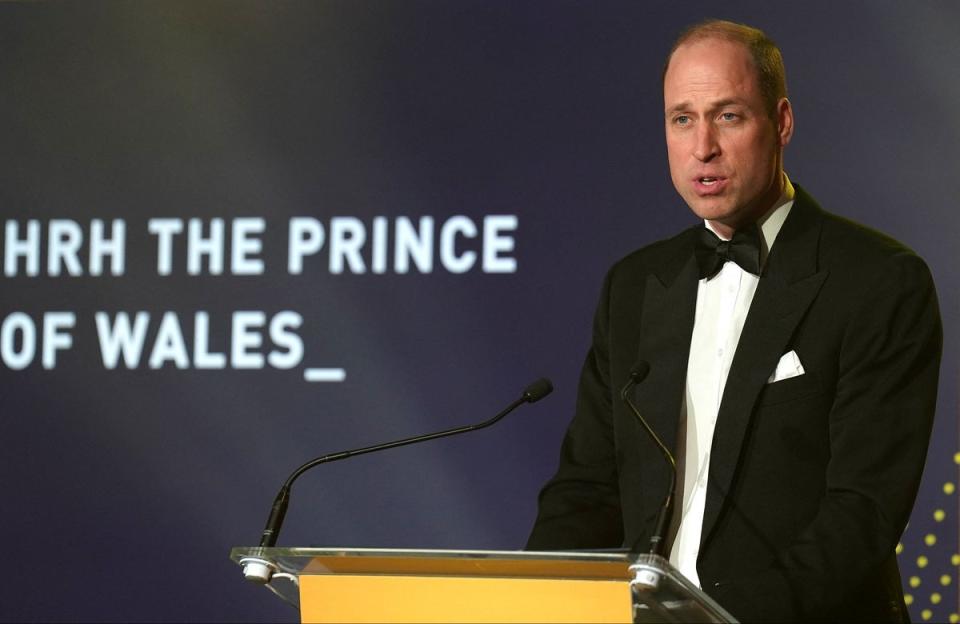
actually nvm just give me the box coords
[701,191,829,547]
[634,251,699,479]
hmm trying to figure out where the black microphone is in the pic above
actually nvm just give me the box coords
[619,361,676,557]
[251,377,553,568]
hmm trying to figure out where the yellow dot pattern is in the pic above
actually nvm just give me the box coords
[896,450,959,624]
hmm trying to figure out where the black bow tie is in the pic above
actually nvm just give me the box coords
[695,225,761,279]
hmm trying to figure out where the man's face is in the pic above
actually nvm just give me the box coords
[663,38,793,236]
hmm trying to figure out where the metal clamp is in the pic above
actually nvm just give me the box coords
[240,556,277,584]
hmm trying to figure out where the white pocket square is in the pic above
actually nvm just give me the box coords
[768,350,805,384]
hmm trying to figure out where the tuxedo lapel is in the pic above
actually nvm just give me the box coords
[633,234,700,510]
[701,189,829,547]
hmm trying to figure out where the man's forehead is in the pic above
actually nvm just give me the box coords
[666,37,755,79]
[664,38,759,99]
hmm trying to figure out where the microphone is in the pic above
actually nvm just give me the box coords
[619,361,676,557]
[243,377,553,582]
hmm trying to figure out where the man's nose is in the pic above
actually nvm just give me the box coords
[693,123,720,162]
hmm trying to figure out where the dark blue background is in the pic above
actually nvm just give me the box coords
[1,2,956,621]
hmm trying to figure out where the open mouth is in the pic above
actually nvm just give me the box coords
[693,176,726,195]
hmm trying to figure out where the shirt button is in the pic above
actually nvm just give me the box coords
[717,348,724,357]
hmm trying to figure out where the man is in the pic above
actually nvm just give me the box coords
[527,20,941,623]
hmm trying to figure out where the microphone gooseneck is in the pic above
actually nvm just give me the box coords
[619,361,676,557]
[256,377,554,552]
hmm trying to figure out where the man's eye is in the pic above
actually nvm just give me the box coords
[675,115,690,125]
[720,112,738,121]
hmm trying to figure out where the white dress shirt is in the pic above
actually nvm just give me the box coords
[669,176,796,587]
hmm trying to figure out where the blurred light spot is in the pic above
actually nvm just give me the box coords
[941,575,952,586]
[945,482,956,495]
[911,576,922,588]
[924,534,937,547]
[917,555,929,568]
[952,554,960,566]
[934,509,946,522]
[897,542,904,554]
[905,594,914,606]
[922,609,932,621]
[931,593,942,605]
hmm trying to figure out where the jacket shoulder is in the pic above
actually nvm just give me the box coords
[606,225,699,286]
[794,185,917,261]
[792,189,937,337]
[819,211,918,262]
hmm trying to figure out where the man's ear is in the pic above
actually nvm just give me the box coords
[777,98,794,147]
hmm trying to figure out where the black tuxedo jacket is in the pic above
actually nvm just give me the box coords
[527,186,942,623]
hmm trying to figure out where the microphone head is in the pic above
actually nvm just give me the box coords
[522,378,554,403]
[629,361,651,383]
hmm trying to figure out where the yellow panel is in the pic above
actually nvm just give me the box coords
[300,574,631,623]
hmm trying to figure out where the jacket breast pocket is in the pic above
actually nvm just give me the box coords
[757,370,823,407]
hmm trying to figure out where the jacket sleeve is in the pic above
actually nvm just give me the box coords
[526,268,626,550]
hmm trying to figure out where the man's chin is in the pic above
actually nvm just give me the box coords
[685,198,735,223]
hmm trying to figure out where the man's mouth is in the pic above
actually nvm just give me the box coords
[692,176,727,194]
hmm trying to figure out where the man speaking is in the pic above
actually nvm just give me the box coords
[527,19,942,623]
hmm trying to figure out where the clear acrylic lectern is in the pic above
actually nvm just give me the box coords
[231,546,738,623]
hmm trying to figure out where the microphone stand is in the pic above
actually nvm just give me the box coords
[619,362,676,558]
[242,378,553,583]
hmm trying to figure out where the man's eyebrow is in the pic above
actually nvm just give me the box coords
[712,98,747,109]
[664,98,748,116]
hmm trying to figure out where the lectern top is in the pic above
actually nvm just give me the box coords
[231,546,634,580]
